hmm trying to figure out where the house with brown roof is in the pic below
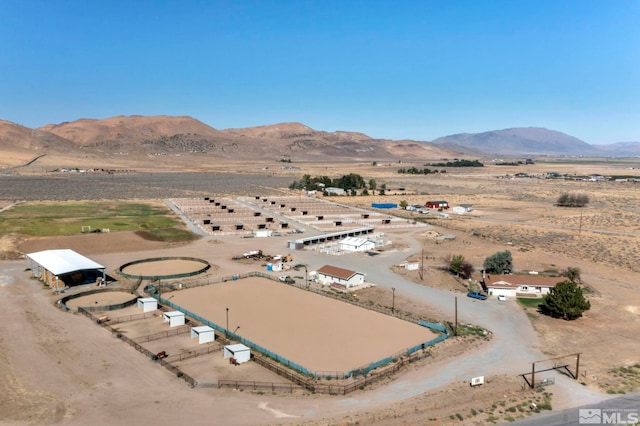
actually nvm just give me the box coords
[483,274,565,299]
[316,265,365,288]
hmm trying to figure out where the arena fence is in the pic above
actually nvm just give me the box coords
[118,256,211,281]
[144,272,451,383]
[58,288,138,312]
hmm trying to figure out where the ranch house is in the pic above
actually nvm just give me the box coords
[316,265,365,288]
[482,274,564,298]
[425,200,449,209]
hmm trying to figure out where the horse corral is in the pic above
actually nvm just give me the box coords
[118,257,211,280]
[160,276,439,376]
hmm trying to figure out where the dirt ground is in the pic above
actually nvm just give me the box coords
[1,162,640,425]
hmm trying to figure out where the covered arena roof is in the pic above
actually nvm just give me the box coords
[26,249,105,275]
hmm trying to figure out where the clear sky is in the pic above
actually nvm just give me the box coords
[1,0,638,144]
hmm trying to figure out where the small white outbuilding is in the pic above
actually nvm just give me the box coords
[223,343,251,364]
[137,297,158,312]
[162,311,185,327]
[191,326,216,344]
[404,261,419,271]
[339,237,375,252]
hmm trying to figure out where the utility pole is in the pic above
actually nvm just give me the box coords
[454,296,458,336]
[420,248,424,281]
[579,211,583,235]
[226,307,229,339]
[392,287,396,317]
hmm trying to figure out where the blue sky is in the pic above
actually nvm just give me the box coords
[1,1,638,143]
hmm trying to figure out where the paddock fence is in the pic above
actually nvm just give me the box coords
[78,307,198,388]
[133,324,191,343]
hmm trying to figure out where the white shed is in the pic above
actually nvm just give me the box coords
[190,326,216,344]
[255,229,272,238]
[404,261,419,271]
[137,297,158,312]
[339,237,375,252]
[223,343,251,364]
[162,311,185,327]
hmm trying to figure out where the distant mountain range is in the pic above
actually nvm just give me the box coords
[431,127,640,157]
[1,116,638,170]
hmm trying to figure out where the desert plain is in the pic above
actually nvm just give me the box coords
[1,157,640,425]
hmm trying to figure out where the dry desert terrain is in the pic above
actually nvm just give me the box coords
[1,158,639,425]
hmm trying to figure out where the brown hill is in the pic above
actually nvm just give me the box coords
[1,115,456,170]
[0,120,76,151]
[39,115,220,145]
[223,122,372,141]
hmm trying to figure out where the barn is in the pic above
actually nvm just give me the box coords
[316,265,365,288]
[223,343,251,364]
[26,249,106,291]
[162,311,185,327]
[339,237,375,252]
[425,200,449,209]
[191,326,216,344]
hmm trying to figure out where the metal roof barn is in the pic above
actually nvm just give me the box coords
[26,249,106,291]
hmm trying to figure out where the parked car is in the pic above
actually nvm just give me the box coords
[278,275,295,284]
[497,294,506,301]
[467,291,487,300]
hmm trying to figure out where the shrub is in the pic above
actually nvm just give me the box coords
[556,193,589,207]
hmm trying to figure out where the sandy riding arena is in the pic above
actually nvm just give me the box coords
[163,277,437,374]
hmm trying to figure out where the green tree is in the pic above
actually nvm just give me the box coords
[445,254,464,276]
[368,179,377,191]
[444,254,474,279]
[562,267,581,283]
[399,200,408,209]
[483,250,513,274]
[539,280,591,320]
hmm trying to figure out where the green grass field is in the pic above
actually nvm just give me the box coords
[517,297,544,309]
[0,201,192,240]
